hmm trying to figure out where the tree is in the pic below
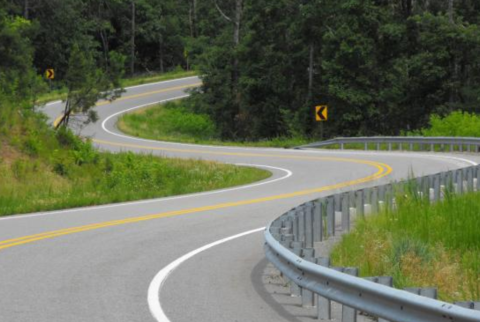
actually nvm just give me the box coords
[55,44,125,128]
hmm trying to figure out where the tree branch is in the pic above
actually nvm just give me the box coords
[214,0,233,23]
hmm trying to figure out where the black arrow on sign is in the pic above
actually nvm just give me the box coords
[316,106,326,120]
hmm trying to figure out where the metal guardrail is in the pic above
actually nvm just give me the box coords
[264,140,480,322]
[299,136,480,153]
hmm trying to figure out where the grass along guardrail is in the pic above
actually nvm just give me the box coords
[331,183,480,302]
[265,164,480,321]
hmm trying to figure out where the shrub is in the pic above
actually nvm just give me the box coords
[415,111,480,137]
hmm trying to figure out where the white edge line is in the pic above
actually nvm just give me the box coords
[0,164,292,222]
[299,148,478,167]
[147,227,265,322]
[99,92,480,162]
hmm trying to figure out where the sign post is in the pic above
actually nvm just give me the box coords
[45,69,55,90]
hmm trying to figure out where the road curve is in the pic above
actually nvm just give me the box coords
[1,76,479,322]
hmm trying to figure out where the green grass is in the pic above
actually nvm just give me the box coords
[331,184,480,302]
[0,99,270,217]
[118,101,311,148]
[0,148,269,216]
[36,69,197,104]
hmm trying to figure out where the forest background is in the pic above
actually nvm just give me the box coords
[2,0,480,141]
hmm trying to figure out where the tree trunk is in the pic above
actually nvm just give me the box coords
[100,30,109,64]
[448,0,456,111]
[130,0,136,75]
[232,0,242,97]
[24,0,29,19]
[193,0,197,37]
[159,34,164,73]
[307,42,314,104]
[188,0,197,38]
[448,0,454,24]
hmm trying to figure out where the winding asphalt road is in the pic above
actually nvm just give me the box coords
[1,76,479,322]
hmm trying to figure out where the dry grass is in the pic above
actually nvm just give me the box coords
[331,190,480,302]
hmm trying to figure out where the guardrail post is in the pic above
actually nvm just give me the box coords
[467,144,471,152]
[385,184,394,210]
[378,185,385,204]
[364,142,368,150]
[290,243,304,297]
[298,207,306,243]
[364,276,393,322]
[455,301,480,311]
[326,196,335,236]
[313,199,323,242]
[376,142,380,151]
[341,143,344,150]
[316,257,331,320]
[405,287,438,299]
[467,167,474,192]
[281,218,293,235]
[356,190,364,216]
[341,193,350,231]
[293,209,299,241]
[333,267,359,322]
[476,166,480,191]
[456,170,464,194]
[371,187,379,214]
[305,203,314,248]
[398,142,403,151]
[363,188,372,215]
[301,249,316,308]
[388,143,392,151]
[433,174,441,201]
[409,143,413,151]
[459,144,464,152]
[450,144,454,152]
[430,143,434,151]
[446,170,454,192]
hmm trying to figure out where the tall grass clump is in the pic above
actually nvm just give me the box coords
[331,180,480,302]
[118,100,311,148]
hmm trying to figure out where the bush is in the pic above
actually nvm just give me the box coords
[71,139,98,165]
[414,111,480,137]
[56,127,80,147]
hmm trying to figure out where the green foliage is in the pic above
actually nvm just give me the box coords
[0,100,270,216]
[331,184,480,301]
[414,111,480,137]
[58,43,125,127]
[118,101,310,147]
[5,0,480,139]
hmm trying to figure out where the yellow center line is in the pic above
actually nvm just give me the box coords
[52,83,201,127]
[0,158,392,251]
[7,81,394,252]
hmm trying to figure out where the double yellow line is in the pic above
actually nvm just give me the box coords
[52,82,201,127]
[0,155,391,251]
[0,81,393,252]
